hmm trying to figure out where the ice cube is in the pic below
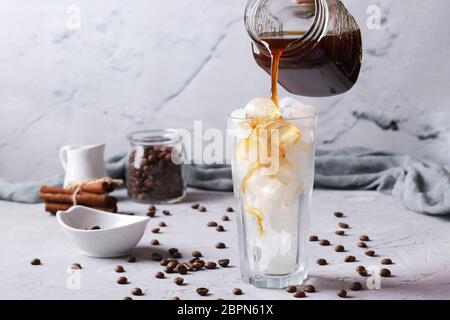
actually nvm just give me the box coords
[245,97,277,119]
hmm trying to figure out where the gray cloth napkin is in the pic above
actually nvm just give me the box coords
[1,148,449,215]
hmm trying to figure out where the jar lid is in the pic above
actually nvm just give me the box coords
[127,129,182,146]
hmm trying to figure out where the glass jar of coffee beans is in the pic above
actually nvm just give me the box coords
[126,130,186,204]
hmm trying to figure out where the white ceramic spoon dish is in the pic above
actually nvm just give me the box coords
[57,206,149,258]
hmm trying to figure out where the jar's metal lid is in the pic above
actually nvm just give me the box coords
[127,129,182,146]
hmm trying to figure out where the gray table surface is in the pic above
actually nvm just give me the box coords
[1,188,450,300]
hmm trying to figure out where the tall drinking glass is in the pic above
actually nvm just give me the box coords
[228,114,316,288]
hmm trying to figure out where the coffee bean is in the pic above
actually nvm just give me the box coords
[356,266,366,273]
[165,266,175,274]
[357,242,367,248]
[162,210,171,216]
[316,258,327,266]
[338,222,349,229]
[70,263,82,270]
[359,235,370,241]
[286,285,297,293]
[155,271,165,279]
[172,251,182,259]
[222,215,230,221]
[207,221,218,227]
[218,259,230,267]
[160,258,170,266]
[191,203,200,209]
[91,226,101,230]
[196,288,209,296]
[226,207,234,212]
[131,288,143,296]
[117,276,128,285]
[351,282,363,291]
[123,296,133,300]
[216,225,225,232]
[345,255,356,263]
[335,230,346,236]
[309,235,319,242]
[215,242,226,249]
[232,288,243,295]
[206,262,217,269]
[293,290,306,298]
[115,265,125,273]
[337,289,347,298]
[380,268,391,277]
[334,211,344,218]
[198,206,207,212]
[158,221,167,227]
[365,250,375,257]
[148,205,156,211]
[335,245,345,252]
[192,251,202,258]
[358,270,368,277]
[193,261,204,270]
[127,256,136,263]
[30,258,41,266]
[176,264,188,275]
[168,248,179,255]
[171,296,180,300]
[151,227,160,234]
[381,258,393,265]
[151,252,163,262]
[303,285,316,293]
[150,239,160,246]
[147,210,156,217]
[167,261,178,270]
[174,277,184,286]
[319,239,330,246]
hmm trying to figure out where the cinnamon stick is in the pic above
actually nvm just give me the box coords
[45,202,117,214]
[40,182,117,195]
[40,192,117,207]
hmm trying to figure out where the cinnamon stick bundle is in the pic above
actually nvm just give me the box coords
[40,182,117,195]
[45,202,117,214]
[40,192,117,207]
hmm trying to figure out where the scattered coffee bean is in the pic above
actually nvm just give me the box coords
[91,226,101,230]
[160,258,170,266]
[151,227,160,234]
[123,296,133,300]
[222,215,230,221]
[345,255,356,263]
[192,251,202,258]
[148,205,156,211]
[359,235,370,241]
[357,242,368,248]
[335,230,346,236]
[147,211,156,217]
[351,282,363,291]
[380,268,391,277]
[198,207,207,212]
[30,258,41,266]
[165,266,175,274]
[193,261,204,270]
[334,211,344,218]
[191,203,200,209]
[168,248,179,255]
[155,271,165,279]
[162,210,171,216]
[151,252,163,262]
[176,264,188,275]
[309,235,319,242]
[232,288,243,295]
[70,263,82,270]
[158,221,167,227]
[150,239,160,246]
[127,256,136,263]
[218,259,230,267]
[335,245,345,252]
[356,266,366,274]
[115,265,125,273]
[365,250,375,257]
[338,222,349,229]
[206,262,217,269]
[286,285,297,293]
[293,291,306,298]
[131,288,143,296]
[316,258,328,266]
[226,207,234,212]
[358,270,368,277]
[172,251,182,259]
[381,258,393,265]
[216,225,225,232]
[167,261,178,269]
[303,285,316,293]
[319,239,330,246]
[196,288,209,296]
[117,276,128,285]
[174,277,184,286]
[215,242,226,249]
[207,221,218,227]
[171,296,180,300]
[337,289,347,298]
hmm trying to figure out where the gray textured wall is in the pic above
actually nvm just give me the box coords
[1,0,449,181]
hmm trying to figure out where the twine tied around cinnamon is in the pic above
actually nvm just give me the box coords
[65,177,124,205]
